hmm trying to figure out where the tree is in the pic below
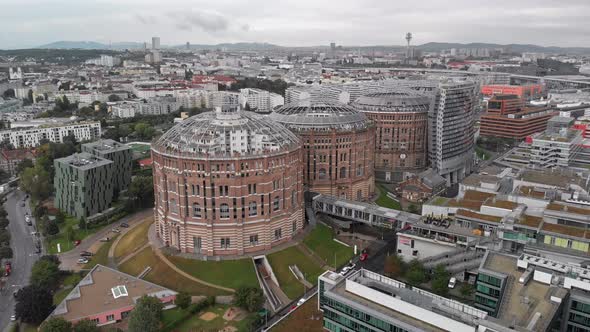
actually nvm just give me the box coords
[2,88,15,99]
[108,94,122,102]
[72,319,100,332]
[65,225,76,243]
[175,292,191,309]
[19,164,52,201]
[431,265,451,296]
[16,158,34,175]
[41,317,73,332]
[128,295,163,332]
[30,258,61,289]
[15,285,54,324]
[459,283,475,298]
[0,229,10,244]
[0,246,13,259]
[383,254,404,278]
[45,221,59,235]
[55,210,66,224]
[78,217,87,232]
[234,287,265,312]
[405,259,426,286]
[129,176,154,208]
[133,123,156,141]
[407,204,420,214]
[40,255,61,266]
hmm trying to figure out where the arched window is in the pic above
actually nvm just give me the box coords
[318,168,327,179]
[340,167,347,179]
[249,202,257,216]
[220,204,230,219]
[273,197,280,211]
[193,203,201,218]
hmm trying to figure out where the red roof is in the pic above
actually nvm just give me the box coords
[138,158,153,167]
[0,148,36,161]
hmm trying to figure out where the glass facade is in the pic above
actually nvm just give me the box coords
[474,272,504,316]
[321,297,409,332]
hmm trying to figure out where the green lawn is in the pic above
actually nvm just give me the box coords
[163,305,256,332]
[267,246,325,300]
[83,234,119,269]
[114,219,152,261]
[46,216,99,254]
[303,224,354,268]
[167,255,259,290]
[118,247,230,296]
[53,273,83,305]
[375,185,402,210]
[431,196,449,206]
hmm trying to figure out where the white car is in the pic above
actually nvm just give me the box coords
[296,298,305,306]
[10,315,16,321]
[448,277,457,289]
[339,263,356,276]
[77,258,89,264]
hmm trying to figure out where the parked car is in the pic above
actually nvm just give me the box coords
[100,237,110,242]
[20,202,25,207]
[360,249,369,262]
[448,277,457,289]
[80,251,94,257]
[74,240,81,246]
[10,315,16,321]
[120,223,129,228]
[77,258,89,264]
[111,228,121,233]
[339,263,356,276]
[297,298,306,306]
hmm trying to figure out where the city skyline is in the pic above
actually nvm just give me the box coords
[2,0,590,49]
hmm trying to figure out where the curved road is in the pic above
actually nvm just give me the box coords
[0,190,41,331]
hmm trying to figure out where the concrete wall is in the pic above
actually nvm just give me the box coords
[397,234,457,262]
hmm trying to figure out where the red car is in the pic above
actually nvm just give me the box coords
[74,240,81,246]
[5,262,11,276]
[360,249,369,262]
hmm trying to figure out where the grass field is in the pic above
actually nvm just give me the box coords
[46,216,98,254]
[303,224,354,268]
[83,234,119,269]
[167,255,259,290]
[267,246,325,300]
[114,219,152,261]
[118,247,230,296]
[271,296,323,332]
[375,185,402,210]
[162,305,256,332]
[53,273,83,305]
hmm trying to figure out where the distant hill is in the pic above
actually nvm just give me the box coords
[38,41,147,50]
[417,42,590,54]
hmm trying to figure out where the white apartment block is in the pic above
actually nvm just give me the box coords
[111,102,140,118]
[0,122,101,148]
[137,97,180,116]
[285,85,350,105]
[85,55,121,67]
[239,88,284,113]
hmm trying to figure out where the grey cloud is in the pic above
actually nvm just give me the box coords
[169,10,229,33]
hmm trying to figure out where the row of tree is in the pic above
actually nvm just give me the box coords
[0,205,12,260]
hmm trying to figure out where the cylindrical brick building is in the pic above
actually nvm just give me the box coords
[151,108,304,256]
[352,90,431,183]
[269,101,375,201]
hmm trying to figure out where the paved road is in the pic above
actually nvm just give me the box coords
[59,209,153,271]
[0,190,42,331]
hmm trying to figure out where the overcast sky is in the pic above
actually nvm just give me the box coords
[1,0,590,49]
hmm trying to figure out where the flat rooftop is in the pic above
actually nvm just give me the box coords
[518,169,588,190]
[83,139,130,153]
[326,270,485,332]
[482,253,563,331]
[56,152,113,170]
